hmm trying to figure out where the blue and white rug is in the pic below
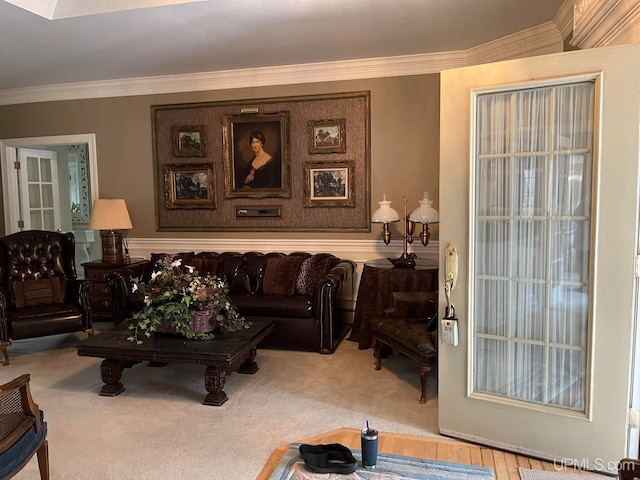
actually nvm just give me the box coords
[269,442,495,480]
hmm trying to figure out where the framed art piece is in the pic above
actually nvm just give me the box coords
[172,125,206,157]
[222,112,290,198]
[164,163,216,209]
[304,160,355,207]
[308,118,346,154]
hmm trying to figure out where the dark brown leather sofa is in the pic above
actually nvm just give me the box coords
[0,230,94,365]
[107,251,355,354]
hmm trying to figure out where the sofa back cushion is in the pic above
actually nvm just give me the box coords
[262,255,305,296]
[190,256,219,278]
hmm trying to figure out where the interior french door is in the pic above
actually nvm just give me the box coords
[438,42,640,470]
[17,148,61,231]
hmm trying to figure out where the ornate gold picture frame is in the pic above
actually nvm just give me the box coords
[304,160,355,207]
[164,163,216,209]
[222,112,290,199]
[308,118,346,154]
[171,125,206,157]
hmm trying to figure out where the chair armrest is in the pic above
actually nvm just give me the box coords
[69,279,93,330]
[315,259,355,352]
[0,374,41,431]
[0,290,8,344]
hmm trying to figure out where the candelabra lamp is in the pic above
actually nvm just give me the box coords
[88,199,133,263]
[371,192,439,268]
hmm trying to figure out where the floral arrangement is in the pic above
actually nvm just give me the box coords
[127,255,248,343]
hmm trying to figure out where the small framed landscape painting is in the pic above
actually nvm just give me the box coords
[304,160,354,207]
[164,163,216,209]
[308,118,346,154]
[171,125,206,157]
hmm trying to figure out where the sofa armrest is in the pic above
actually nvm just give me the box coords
[106,264,153,325]
[315,259,355,353]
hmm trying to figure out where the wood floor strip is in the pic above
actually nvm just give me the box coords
[255,427,596,480]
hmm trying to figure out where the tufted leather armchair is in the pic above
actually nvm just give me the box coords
[0,230,94,365]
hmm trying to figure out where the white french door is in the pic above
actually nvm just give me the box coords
[438,43,640,470]
[17,148,61,231]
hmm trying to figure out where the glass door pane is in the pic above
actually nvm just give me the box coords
[473,81,594,412]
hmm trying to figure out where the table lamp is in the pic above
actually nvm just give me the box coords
[88,199,133,263]
[371,192,439,268]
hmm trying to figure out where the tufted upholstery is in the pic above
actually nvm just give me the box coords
[0,230,94,365]
[371,291,438,404]
[107,251,354,354]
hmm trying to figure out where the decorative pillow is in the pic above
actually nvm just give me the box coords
[262,256,305,296]
[11,277,65,308]
[295,255,335,296]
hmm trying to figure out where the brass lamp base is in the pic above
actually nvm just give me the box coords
[101,230,123,263]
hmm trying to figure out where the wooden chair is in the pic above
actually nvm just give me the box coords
[0,374,49,479]
[371,291,439,404]
[0,230,94,365]
[618,458,640,480]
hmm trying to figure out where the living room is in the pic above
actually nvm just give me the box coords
[2,0,640,478]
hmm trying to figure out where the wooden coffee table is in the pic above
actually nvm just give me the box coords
[77,319,274,406]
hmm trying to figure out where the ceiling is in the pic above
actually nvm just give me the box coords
[0,0,565,92]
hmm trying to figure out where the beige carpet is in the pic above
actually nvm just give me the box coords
[3,322,439,479]
[518,468,613,480]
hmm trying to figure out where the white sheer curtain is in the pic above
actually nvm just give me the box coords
[473,82,594,411]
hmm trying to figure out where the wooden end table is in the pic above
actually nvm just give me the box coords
[76,319,274,406]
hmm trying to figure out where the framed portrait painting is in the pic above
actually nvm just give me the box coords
[222,112,290,198]
[304,160,355,207]
[171,125,206,157]
[164,163,216,209]
[308,118,346,154]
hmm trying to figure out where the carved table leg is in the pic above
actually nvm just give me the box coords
[99,359,125,396]
[203,365,228,406]
[373,339,382,371]
[238,346,259,374]
[417,363,432,404]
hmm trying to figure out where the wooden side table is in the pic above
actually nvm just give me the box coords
[347,258,438,349]
[82,258,150,321]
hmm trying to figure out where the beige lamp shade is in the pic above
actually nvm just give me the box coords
[88,199,132,230]
[88,199,132,263]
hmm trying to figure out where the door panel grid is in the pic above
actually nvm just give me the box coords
[473,82,594,412]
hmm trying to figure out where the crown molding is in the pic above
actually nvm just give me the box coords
[0,22,562,106]
[466,21,563,65]
[571,0,640,48]
[554,0,576,41]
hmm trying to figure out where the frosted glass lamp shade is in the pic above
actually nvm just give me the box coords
[410,192,439,224]
[371,195,400,223]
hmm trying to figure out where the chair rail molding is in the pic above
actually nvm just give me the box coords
[127,237,439,266]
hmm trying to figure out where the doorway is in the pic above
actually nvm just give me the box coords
[0,134,100,275]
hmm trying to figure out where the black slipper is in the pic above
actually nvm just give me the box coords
[298,443,358,474]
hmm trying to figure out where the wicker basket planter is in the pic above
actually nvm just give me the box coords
[156,309,218,336]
